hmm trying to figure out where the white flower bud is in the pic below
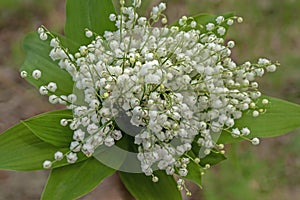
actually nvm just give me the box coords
[73,129,85,141]
[37,27,44,34]
[68,94,77,103]
[152,176,159,182]
[206,23,215,31]
[232,128,240,138]
[32,69,42,80]
[50,38,59,48]
[227,41,235,48]
[133,0,141,8]
[217,27,226,36]
[161,17,168,24]
[70,141,81,152]
[60,119,68,126]
[43,160,52,169]
[109,13,116,21]
[120,0,125,6]
[47,82,57,92]
[252,110,260,117]
[262,99,269,105]
[85,30,93,38]
[251,137,260,145]
[266,64,276,72]
[104,136,115,147]
[39,32,48,40]
[66,152,78,163]
[241,127,250,136]
[49,95,59,104]
[54,151,64,161]
[178,168,188,177]
[237,17,243,23]
[227,19,234,25]
[59,95,68,105]
[20,71,27,78]
[39,86,48,95]
[158,2,166,11]
[216,16,224,24]
[190,21,197,28]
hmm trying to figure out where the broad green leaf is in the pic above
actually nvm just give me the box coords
[0,122,71,171]
[191,141,227,167]
[20,32,73,95]
[185,150,203,188]
[22,110,73,147]
[199,152,226,166]
[42,158,115,200]
[219,96,300,144]
[65,0,116,46]
[119,171,182,200]
[185,161,203,188]
[93,133,145,173]
[93,142,129,172]
[93,133,133,172]
[53,32,81,54]
[185,150,226,187]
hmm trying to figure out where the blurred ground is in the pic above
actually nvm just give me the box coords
[0,0,300,199]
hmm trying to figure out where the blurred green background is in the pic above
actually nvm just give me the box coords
[0,0,299,199]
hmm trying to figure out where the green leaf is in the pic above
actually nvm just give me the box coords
[185,161,202,188]
[0,122,70,171]
[199,152,226,166]
[185,156,203,188]
[22,110,73,147]
[191,140,227,166]
[42,158,115,200]
[65,0,116,46]
[185,150,226,187]
[93,133,144,173]
[20,32,74,95]
[219,96,300,144]
[119,171,182,200]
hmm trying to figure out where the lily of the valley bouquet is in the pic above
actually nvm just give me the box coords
[1,0,300,199]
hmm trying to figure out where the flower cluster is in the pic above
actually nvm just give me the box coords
[21,0,277,192]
